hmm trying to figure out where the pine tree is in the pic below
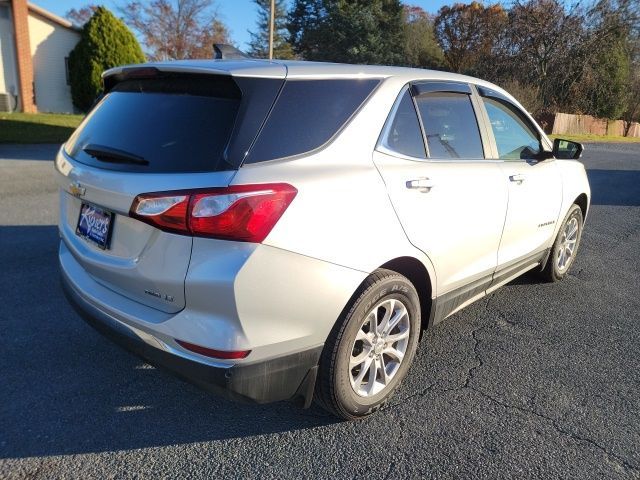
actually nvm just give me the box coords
[287,0,326,60]
[288,0,405,65]
[68,7,145,111]
[247,0,295,59]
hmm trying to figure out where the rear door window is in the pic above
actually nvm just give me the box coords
[378,89,426,159]
[415,93,484,160]
[244,78,380,163]
[65,75,242,173]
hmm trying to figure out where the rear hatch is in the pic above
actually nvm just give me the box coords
[56,65,285,313]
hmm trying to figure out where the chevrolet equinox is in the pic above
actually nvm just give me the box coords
[57,59,590,420]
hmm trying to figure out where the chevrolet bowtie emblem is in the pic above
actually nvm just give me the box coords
[69,181,86,197]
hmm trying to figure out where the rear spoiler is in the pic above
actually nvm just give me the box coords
[102,59,286,89]
[102,66,234,92]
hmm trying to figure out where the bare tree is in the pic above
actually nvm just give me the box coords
[432,0,640,118]
[120,0,231,60]
[433,2,507,73]
[494,0,586,112]
[66,4,98,27]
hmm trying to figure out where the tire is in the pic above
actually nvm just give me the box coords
[540,204,584,282]
[315,269,421,420]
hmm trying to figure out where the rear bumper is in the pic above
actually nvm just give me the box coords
[61,269,322,406]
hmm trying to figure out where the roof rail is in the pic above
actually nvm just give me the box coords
[213,44,250,60]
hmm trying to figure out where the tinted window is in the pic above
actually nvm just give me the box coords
[379,90,426,159]
[415,93,484,159]
[65,75,241,173]
[245,79,380,163]
[483,97,540,159]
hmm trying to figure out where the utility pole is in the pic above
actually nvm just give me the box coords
[268,0,275,60]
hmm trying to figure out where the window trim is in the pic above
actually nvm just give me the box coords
[377,81,552,165]
[413,87,487,161]
[377,82,495,163]
[411,81,472,96]
[410,90,431,158]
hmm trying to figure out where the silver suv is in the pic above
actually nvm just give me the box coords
[57,60,590,420]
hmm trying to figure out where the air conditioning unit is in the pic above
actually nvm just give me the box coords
[0,93,13,113]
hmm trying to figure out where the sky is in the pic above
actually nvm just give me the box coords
[33,0,454,50]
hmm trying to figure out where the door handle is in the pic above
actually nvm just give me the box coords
[509,174,526,183]
[406,178,435,192]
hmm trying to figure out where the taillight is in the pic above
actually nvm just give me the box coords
[130,194,189,233]
[130,183,297,243]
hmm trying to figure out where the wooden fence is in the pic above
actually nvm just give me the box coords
[546,112,640,138]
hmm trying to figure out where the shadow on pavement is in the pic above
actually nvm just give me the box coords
[586,169,640,207]
[0,225,336,460]
[0,143,60,161]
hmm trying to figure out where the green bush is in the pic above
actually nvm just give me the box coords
[68,7,145,112]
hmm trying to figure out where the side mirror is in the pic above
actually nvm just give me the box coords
[552,138,583,160]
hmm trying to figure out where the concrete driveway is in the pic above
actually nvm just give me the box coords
[0,143,638,479]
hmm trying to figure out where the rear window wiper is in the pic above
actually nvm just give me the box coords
[83,144,149,166]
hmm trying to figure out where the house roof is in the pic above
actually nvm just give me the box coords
[28,2,81,32]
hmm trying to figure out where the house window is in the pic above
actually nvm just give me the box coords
[65,57,70,85]
[0,5,10,19]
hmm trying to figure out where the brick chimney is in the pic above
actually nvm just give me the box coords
[11,0,36,113]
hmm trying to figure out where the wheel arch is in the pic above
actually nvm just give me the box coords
[379,256,434,332]
[574,193,589,220]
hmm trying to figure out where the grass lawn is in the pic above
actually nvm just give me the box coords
[549,133,640,143]
[0,112,83,144]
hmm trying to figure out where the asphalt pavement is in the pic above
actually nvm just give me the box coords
[0,143,638,479]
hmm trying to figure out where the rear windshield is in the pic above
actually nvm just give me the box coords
[65,75,241,173]
[244,78,380,163]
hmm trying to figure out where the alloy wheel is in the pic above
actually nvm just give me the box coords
[349,299,410,397]
[557,217,579,272]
